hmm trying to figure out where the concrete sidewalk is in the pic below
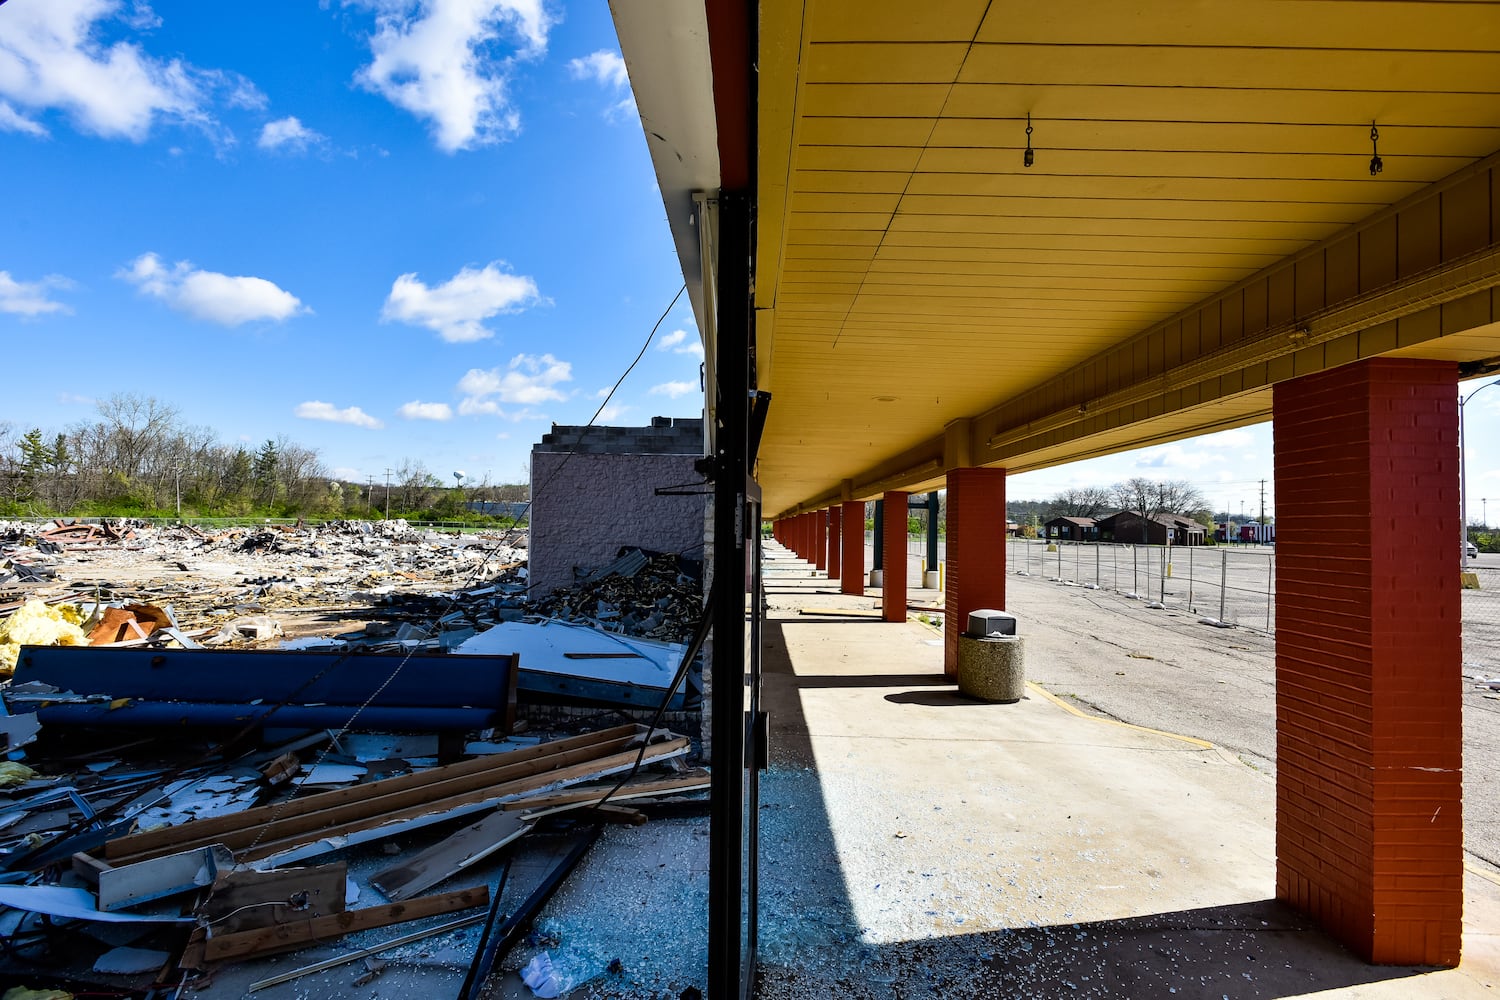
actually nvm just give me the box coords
[754,541,1499,999]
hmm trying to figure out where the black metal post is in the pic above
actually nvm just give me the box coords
[872,500,884,570]
[926,492,939,573]
[709,189,752,999]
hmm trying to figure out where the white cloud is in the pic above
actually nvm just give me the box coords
[332,466,362,481]
[58,391,95,406]
[258,115,325,153]
[295,400,384,429]
[458,353,571,417]
[566,49,636,122]
[350,0,553,152]
[649,380,697,399]
[120,252,307,326]
[381,261,541,342]
[596,403,628,422]
[0,100,47,137]
[398,400,454,421]
[0,0,257,142]
[567,50,627,89]
[0,271,74,317]
[657,328,704,359]
[593,387,612,399]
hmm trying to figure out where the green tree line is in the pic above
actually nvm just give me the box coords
[0,393,527,521]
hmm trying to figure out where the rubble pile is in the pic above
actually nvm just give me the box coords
[0,521,714,997]
[0,723,707,996]
[531,548,705,643]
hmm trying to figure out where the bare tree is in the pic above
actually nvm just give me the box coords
[1048,486,1113,519]
[1111,477,1207,542]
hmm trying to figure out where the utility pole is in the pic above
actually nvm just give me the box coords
[1258,479,1266,527]
[384,468,392,520]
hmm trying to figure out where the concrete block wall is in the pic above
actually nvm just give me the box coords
[528,418,707,597]
[534,416,704,456]
[1272,358,1462,966]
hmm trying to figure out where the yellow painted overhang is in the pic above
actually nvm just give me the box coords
[752,0,1500,516]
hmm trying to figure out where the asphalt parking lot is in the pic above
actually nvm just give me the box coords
[1002,564,1500,874]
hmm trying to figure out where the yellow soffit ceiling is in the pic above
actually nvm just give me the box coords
[752,0,1500,516]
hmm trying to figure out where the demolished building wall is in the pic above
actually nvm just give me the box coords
[529,417,707,597]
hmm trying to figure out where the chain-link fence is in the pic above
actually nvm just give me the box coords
[1007,537,1500,676]
[1010,537,1275,627]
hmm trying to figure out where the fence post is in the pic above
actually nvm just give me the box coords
[1219,547,1229,622]
[1094,542,1100,587]
[1132,545,1139,594]
[1266,550,1274,632]
[1056,541,1062,578]
[1187,545,1195,611]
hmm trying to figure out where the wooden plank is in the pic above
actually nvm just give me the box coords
[234,738,690,864]
[106,725,643,861]
[203,886,488,964]
[372,811,531,902]
[502,770,711,812]
[108,737,690,867]
[198,863,347,936]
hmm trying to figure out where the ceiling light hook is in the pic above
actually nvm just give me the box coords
[1023,113,1034,169]
[1369,122,1383,176]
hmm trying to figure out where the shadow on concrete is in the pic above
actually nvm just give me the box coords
[752,617,1430,999]
[882,689,1010,707]
[786,673,950,690]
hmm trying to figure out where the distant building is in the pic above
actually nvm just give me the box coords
[464,500,530,520]
[1096,510,1207,546]
[528,416,706,596]
[1238,520,1275,544]
[1044,516,1098,541]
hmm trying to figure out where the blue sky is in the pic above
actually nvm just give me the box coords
[1,1,1496,524]
[0,0,702,489]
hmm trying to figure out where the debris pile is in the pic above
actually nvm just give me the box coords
[0,724,707,996]
[0,520,713,997]
[530,548,704,643]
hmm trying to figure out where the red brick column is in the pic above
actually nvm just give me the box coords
[800,513,811,560]
[794,514,805,558]
[1273,358,1461,967]
[840,501,864,596]
[881,491,909,622]
[814,509,827,571]
[827,507,843,580]
[943,468,1007,679]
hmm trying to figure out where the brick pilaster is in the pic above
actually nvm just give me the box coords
[814,509,827,572]
[828,507,842,580]
[943,468,1007,679]
[841,501,864,596]
[881,491,909,622]
[1273,357,1462,966]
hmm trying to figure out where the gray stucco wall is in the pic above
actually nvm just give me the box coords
[528,450,707,596]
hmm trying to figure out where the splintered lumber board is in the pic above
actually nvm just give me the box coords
[502,769,710,813]
[203,886,488,963]
[105,726,688,866]
[372,810,532,902]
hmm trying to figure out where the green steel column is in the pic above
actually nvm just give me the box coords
[926,492,939,570]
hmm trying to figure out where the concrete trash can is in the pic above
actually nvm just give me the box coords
[957,635,1026,703]
[957,608,1024,702]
